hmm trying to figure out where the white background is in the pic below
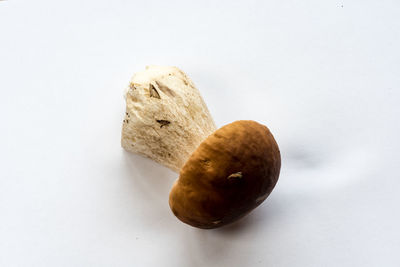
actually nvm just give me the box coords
[1,0,399,266]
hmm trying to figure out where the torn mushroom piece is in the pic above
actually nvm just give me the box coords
[169,120,281,229]
[122,66,281,229]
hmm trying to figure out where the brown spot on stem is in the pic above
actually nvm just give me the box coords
[155,81,176,97]
[149,83,160,99]
[156,119,170,128]
[129,83,136,90]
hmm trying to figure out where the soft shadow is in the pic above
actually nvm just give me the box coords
[283,143,323,169]
[211,212,259,235]
[122,151,177,223]
[183,195,287,266]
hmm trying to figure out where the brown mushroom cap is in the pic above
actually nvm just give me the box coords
[169,120,281,229]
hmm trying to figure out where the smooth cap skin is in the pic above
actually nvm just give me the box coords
[169,120,281,229]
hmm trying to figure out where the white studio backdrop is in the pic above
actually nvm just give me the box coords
[0,0,399,266]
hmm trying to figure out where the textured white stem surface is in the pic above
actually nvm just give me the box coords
[121,66,216,172]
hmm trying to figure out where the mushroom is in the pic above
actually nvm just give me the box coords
[122,66,281,229]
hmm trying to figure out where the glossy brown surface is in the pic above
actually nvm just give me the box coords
[169,120,281,229]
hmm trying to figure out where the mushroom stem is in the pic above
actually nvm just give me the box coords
[121,66,217,172]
